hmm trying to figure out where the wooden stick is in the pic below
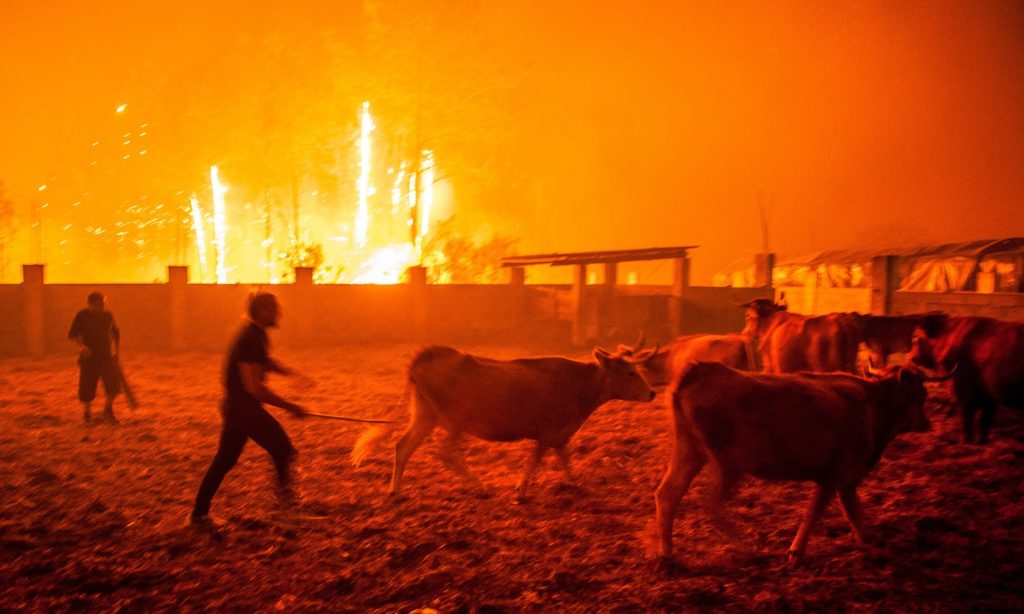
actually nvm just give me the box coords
[304,411,395,424]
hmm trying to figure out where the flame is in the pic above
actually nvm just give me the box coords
[354,101,374,249]
[350,244,416,284]
[210,165,228,283]
[420,149,434,241]
[189,195,208,280]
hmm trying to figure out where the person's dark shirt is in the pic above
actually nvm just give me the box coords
[68,309,120,358]
[224,321,270,403]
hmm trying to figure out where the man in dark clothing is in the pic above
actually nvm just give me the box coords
[68,292,122,423]
[190,292,308,528]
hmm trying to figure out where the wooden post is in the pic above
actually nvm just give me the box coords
[509,266,527,326]
[870,255,898,315]
[22,264,45,356]
[669,255,690,337]
[293,266,314,346]
[804,266,819,314]
[167,265,188,351]
[408,265,428,342]
[755,253,775,288]
[571,264,587,346]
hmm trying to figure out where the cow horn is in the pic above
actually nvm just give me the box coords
[633,332,647,352]
[921,362,958,382]
[625,342,660,364]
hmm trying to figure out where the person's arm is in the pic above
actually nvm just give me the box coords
[239,362,306,417]
[68,313,90,358]
[266,357,295,376]
[111,317,121,358]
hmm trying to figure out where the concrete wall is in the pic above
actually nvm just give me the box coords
[0,285,25,356]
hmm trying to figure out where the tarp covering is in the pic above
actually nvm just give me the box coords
[714,238,1024,292]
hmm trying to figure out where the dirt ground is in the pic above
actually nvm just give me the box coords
[1,342,1022,613]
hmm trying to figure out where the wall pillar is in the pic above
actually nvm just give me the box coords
[571,264,588,346]
[22,264,45,356]
[293,266,314,346]
[755,253,775,288]
[408,265,428,342]
[870,255,898,315]
[509,266,527,327]
[167,265,188,351]
[669,256,690,337]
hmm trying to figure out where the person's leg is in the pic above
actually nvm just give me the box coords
[234,405,297,497]
[78,360,100,422]
[99,359,122,422]
[192,425,248,519]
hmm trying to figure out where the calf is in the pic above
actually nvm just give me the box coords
[655,362,938,563]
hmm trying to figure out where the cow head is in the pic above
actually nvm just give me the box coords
[741,298,786,338]
[616,334,669,386]
[593,347,657,402]
[891,367,932,433]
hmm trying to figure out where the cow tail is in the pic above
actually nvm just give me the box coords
[350,379,412,468]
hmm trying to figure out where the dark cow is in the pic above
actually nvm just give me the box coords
[655,362,939,563]
[353,346,656,500]
[911,314,1024,443]
[742,299,862,373]
[862,313,945,367]
[619,334,753,386]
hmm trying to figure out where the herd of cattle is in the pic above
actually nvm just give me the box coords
[353,300,1023,562]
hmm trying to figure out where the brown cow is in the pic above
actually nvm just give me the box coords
[742,299,862,373]
[353,346,656,500]
[619,334,753,386]
[655,362,937,563]
[911,315,1024,443]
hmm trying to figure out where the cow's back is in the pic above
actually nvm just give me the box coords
[672,363,865,482]
[409,347,597,444]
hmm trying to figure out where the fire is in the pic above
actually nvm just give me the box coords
[350,244,417,284]
[354,101,374,249]
[209,165,229,284]
[189,195,208,280]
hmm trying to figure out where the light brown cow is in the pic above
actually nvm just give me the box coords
[619,334,754,386]
[354,345,656,500]
[655,362,939,563]
[742,299,862,373]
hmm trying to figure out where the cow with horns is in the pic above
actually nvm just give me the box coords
[353,345,656,500]
[654,361,952,563]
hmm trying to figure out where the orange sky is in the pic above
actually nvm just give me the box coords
[1,0,1022,283]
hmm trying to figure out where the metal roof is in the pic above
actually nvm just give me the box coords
[501,246,699,267]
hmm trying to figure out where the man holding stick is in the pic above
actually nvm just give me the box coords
[68,291,122,423]
[190,292,308,528]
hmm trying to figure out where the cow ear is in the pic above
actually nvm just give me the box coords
[593,347,612,365]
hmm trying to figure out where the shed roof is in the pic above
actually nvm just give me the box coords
[501,246,699,267]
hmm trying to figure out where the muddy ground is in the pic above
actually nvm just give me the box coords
[1,343,1022,612]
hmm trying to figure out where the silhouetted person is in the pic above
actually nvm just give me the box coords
[68,291,121,423]
[190,292,308,528]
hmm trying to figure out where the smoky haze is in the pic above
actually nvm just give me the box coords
[1,0,1022,283]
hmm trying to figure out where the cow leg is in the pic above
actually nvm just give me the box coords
[516,444,548,501]
[389,411,437,499]
[654,444,705,558]
[705,464,743,544]
[837,486,867,546]
[978,401,996,445]
[960,404,977,444]
[439,431,481,489]
[788,484,836,564]
[554,446,575,485]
